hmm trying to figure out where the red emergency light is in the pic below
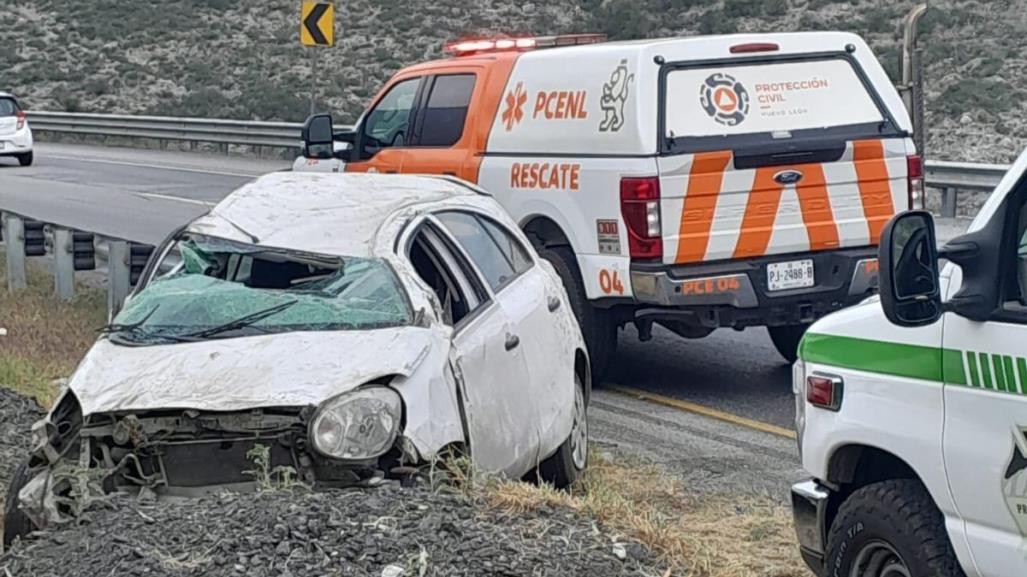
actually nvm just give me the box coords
[443,34,606,57]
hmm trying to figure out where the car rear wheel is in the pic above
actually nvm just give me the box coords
[767,323,809,364]
[537,373,588,489]
[825,479,964,577]
[539,246,616,381]
[16,151,32,167]
[3,460,35,548]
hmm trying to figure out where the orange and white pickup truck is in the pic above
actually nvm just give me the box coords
[298,32,920,378]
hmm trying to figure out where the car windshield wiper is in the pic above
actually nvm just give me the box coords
[177,300,299,340]
[100,304,160,334]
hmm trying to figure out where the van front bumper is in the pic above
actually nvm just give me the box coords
[628,247,878,328]
[791,479,831,577]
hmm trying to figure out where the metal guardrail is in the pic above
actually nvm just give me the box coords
[27,111,305,149]
[23,111,1015,217]
[924,160,1009,218]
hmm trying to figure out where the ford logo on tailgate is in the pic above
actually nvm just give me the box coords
[773,170,804,185]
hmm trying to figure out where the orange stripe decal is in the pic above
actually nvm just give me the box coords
[732,167,783,259]
[675,151,732,263]
[795,164,839,251]
[852,140,895,244]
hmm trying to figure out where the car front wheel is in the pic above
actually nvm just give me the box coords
[825,479,964,577]
[3,460,36,548]
[537,373,588,489]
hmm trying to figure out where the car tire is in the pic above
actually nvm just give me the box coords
[825,479,965,577]
[538,246,615,382]
[767,323,809,364]
[16,151,32,167]
[537,373,588,489]
[3,460,35,548]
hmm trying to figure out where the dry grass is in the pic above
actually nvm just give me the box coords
[482,453,807,577]
[0,259,106,407]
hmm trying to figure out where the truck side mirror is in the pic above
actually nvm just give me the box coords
[879,211,943,327]
[302,114,335,159]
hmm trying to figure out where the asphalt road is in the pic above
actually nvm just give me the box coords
[0,143,974,437]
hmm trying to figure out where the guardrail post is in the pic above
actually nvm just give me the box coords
[107,239,131,318]
[941,187,957,218]
[52,226,75,302]
[3,213,27,292]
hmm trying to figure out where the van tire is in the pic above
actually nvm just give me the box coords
[825,479,964,577]
[767,323,809,364]
[3,460,35,548]
[16,152,32,167]
[539,246,615,381]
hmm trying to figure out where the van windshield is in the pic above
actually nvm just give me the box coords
[663,56,894,153]
[107,235,412,345]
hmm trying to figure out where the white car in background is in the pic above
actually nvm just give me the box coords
[0,93,32,166]
[4,172,590,545]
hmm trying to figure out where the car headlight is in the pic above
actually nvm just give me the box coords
[310,387,402,460]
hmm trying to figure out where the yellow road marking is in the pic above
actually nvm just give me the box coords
[607,385,797,440]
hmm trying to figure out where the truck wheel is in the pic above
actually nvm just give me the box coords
[539,246,615,381]
[825,479,964,577]
[16,152,33,167]
[537,373,588,489]
[3,460,36,548]
[767,323,809,364]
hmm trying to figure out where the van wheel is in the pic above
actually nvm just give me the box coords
[826,480,964,577]
[16,152,32,167]
[767,323,809,364]
[537,373,588,489]
[3,460,36,548]
[539,246,615,382]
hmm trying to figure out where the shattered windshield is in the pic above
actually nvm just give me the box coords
[107,235,412,345]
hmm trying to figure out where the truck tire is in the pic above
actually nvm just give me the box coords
[767,323,809,364]
[825,479,965,577]
[3,460,35,548]
[16,152,32,167]
[537,373,588,489]
[538,246,615,381]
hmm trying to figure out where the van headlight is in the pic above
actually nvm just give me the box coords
[310,387,402,460]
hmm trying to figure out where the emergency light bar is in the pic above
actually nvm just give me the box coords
[443,34,607,57]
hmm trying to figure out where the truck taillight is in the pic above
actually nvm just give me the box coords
[729,42,779,54]
[806,374,843,411]
[620,177,662,260]
[15,110,25,131]
[907,154,924,210]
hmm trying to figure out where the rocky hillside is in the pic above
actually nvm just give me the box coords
[2,0,1025,162]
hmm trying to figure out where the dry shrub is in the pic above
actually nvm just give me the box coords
[485,453,807,577]
[0,260,106,407]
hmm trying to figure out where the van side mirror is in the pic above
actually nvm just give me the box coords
[302,114,335,159]
[879,211,942,327]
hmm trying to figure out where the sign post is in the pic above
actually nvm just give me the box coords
[300,1,334,115]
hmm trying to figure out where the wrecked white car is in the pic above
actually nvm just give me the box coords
[3,172,590,545]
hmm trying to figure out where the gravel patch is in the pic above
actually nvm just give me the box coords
[0,387,43,503]
[0,486,657,577]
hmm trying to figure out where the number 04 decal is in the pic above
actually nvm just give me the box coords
[599,269,624,295]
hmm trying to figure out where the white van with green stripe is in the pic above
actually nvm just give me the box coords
[792,150,1027,577]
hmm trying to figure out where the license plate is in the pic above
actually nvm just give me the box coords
[767,259,815,291]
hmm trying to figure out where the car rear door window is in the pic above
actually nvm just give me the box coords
[0,98,19,116]
[416,74,475,147]
[435,211,530,292]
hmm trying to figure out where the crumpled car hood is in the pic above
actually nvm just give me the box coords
[68,327,436,416]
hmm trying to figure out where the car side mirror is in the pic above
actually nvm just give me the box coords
[302,114,335,159]
[879,211,943,327]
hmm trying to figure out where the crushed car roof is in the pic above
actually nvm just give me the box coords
[187,172,482,257]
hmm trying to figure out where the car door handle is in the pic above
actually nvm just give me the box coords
[547,295,561,312]
[505,333,520,351]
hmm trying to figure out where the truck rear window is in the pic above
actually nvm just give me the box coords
[663,57,893,152]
